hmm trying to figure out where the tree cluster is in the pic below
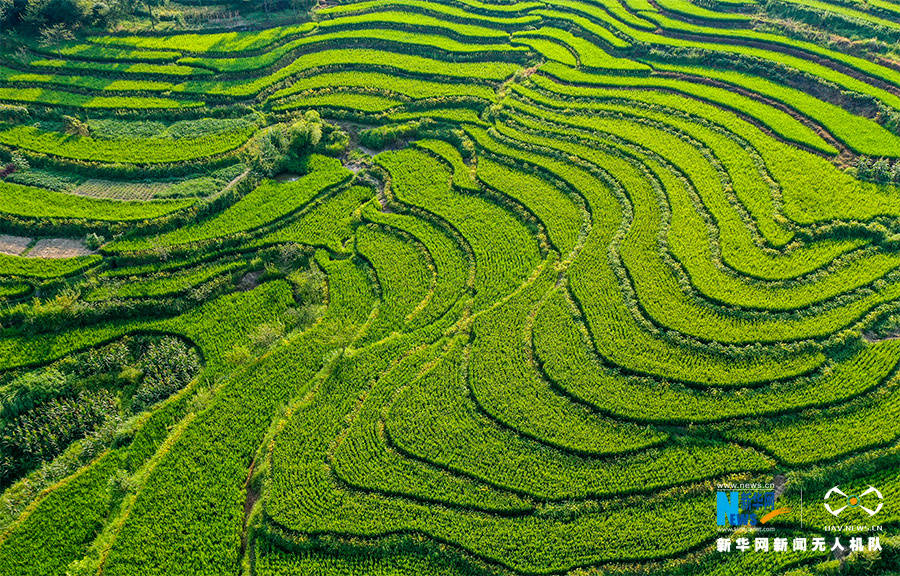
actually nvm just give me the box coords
[0,336,200,488]
[244,111,347,177]
[0,0,140,34]
[856,156,900,185]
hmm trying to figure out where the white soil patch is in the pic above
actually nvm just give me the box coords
[27,238,93,258]
[0,234,31,256]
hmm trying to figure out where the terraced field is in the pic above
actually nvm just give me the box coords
[0,0,899,574]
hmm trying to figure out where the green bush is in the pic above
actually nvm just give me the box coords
[0,368,69,421]
[133,337,200,409]
[0,389,118,484]
[244,113,323,177]
[84,233,105,250]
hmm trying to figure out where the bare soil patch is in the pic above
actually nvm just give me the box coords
[237,270,263,291]
[862,330,900,343]
[28,238,93,258]
[0,234,32,256]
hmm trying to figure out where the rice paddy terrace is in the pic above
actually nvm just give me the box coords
[1,0,900,574]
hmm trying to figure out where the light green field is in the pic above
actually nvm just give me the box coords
[0,0,899,575]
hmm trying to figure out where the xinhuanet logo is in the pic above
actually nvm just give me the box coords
[716,489,790,527]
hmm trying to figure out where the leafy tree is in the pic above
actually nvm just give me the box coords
[0,0,13,40]
[144,0,166,29]
[62,115,90,137]
[38,22,74,57]
[244,113,326,177]
[871,157,891,183]
[856,156,871,178]
[84,232,105,251]
[10,150,29,171]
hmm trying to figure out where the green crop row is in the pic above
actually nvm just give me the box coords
[544,0,656,33]
[471,134,584,254]
[414,138,479,190]
[0,254,100,279]
[0,181,195,221]
[0,123,256,164]
[501,105,900,344]
[54,43,183,61]
[317,0,542,27]
[0,87,203,109]
[513,35,578,65]
[270,71,496,103]
[319,0,543,16]
[317,9,513,40]
[256,185,373,253]
[517,26,650,69]
[28,59,211,77]
[273,91,402,112]
[83,260,246,301]
[478,121,826,383]
[376,148,541,309]
[180,49,520,98]
[362,205,470,329]
[87,22,317,54]
[178,23,519,74]
[109,155,349,251]
[0,65,177,93]
[653,0,751,21]
[537,62,836,155]
[722,375,900,464]
[389,106,488,125]
[354,224,435,344]
[535,287,900,423]
[531,8,633,48]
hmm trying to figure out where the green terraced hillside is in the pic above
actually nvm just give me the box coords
[0,0,899,574]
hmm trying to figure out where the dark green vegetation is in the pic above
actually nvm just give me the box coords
[0,0,899,575]
[0,336,199,488]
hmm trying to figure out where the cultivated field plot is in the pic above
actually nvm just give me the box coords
[0,0,899,575]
